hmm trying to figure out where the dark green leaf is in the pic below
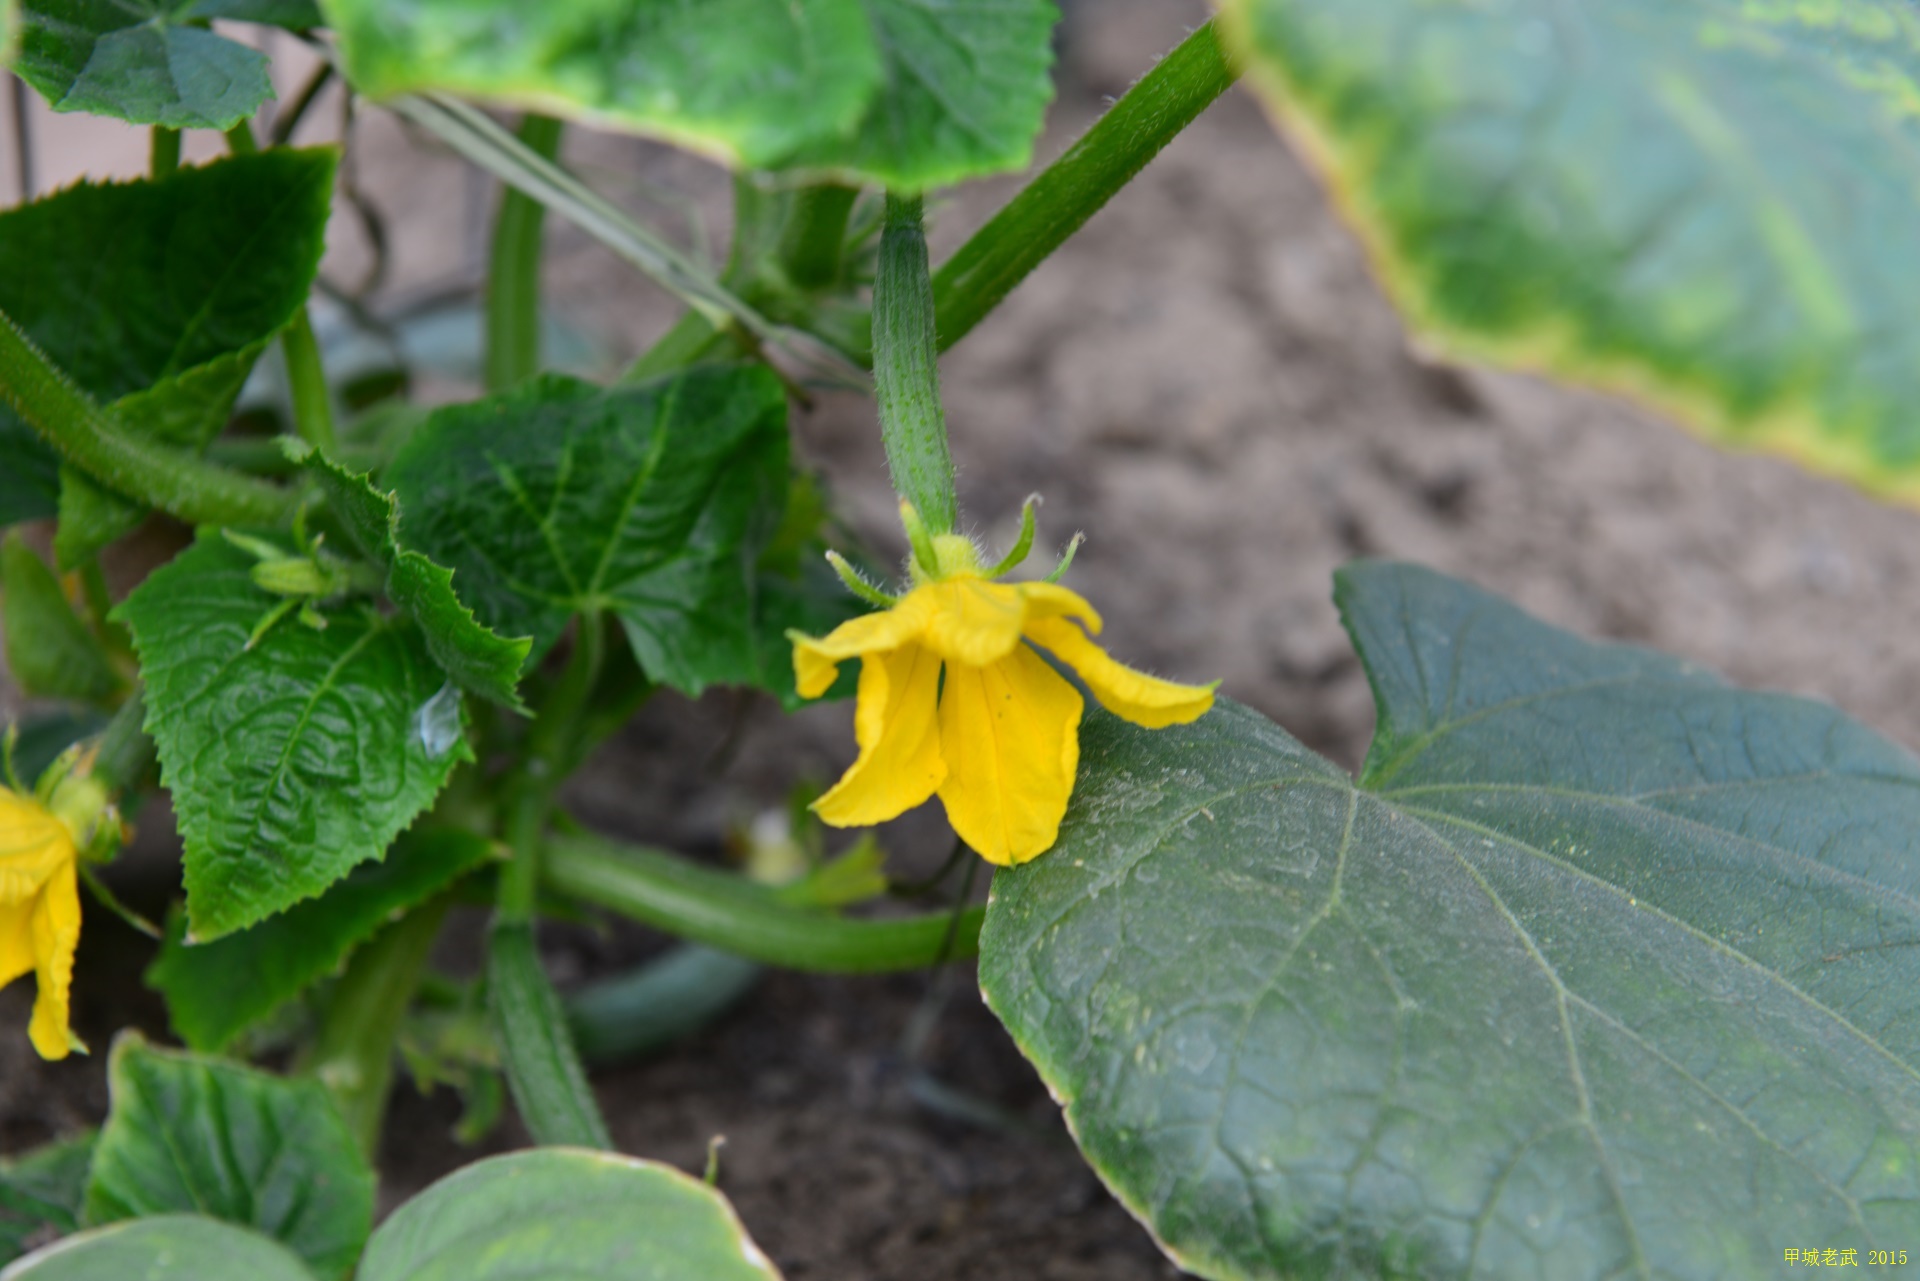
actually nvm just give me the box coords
[0,151,333,562]
[293,442,531,711]
[386,367,811,702]
[0,532,119,703]
[1220,0,1920,501]
[0,1216,317,1281]
[0,1134,94,1267]
[0,420,58,528]
[981,561,1920,1280]
[358,1148,781,1281]
[85,1037,371,1280]
[752,539,861,707]
[319,0,1057,186]
[114,533,469,941]
[191,0,322,24]
[147,828,496,1052]
[13,0,316,128]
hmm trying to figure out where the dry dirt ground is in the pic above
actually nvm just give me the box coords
[9,2,1920,1278]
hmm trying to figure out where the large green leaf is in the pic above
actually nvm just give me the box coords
[783,0,1061,188]
[0,1135,94,1267]
[115,533,469,941]
[14,0,319,128]
[981,561,1920,1280]
[147,828,496,1052]
[319,0,1057,187]
[0,1216,317,1281]
[292,442,531,711]
[358,1148,782,1281]
[1218,0,1920,502]
[85,1038,372,1280]
[385,367,830,704]
[0,150,334,564]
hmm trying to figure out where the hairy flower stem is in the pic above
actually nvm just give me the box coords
[541,834,985,971]
[0,307,296,528]
[874,194,958,534]
[490,621,612,1149]
[304,893,453,1156]
[485,114,564,392]
[932,20,1238,350]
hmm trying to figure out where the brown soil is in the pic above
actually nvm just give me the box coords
[9,2,1920,1277]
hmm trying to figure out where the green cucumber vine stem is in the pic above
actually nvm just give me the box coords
[541,834,986,972]
[150,128,180,180]
[224,119,337,453]
[781,183,860,290]
[303,892,454,1156]
[0,307,296,528]
[490,619,612,1148]
[873,193,958,534]
[486,114,564,392]
[932,20,1238,351]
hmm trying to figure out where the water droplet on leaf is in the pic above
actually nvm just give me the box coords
[415,682,463,757]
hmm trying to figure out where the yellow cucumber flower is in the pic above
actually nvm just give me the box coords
[0,783,84,1060]
[790,505,1215,866]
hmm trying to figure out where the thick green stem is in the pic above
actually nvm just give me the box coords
[873,194,957,534]
[221,117,337,450]
[489,921,613,1148]
[149,128,180,180]
[0,308,294,528]
[490,621,611,1147]
[542,834,984,972]
[485,114,564,392]
[780,183,860,290]
[932,20,1237,350]
[280,307,337,453]
[305,895,452,1156]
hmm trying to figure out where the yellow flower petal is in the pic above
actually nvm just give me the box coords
[789,593,933,699]
[813,643,947,827]
[1017,582,1104,633]
[27,860,78,1061]
[936,647,1083,866]
[0,899,35,990]
[1025,618,1216,729]
[0,791,72,904]
[919,579,1028,667]
[0,789,82,1060]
